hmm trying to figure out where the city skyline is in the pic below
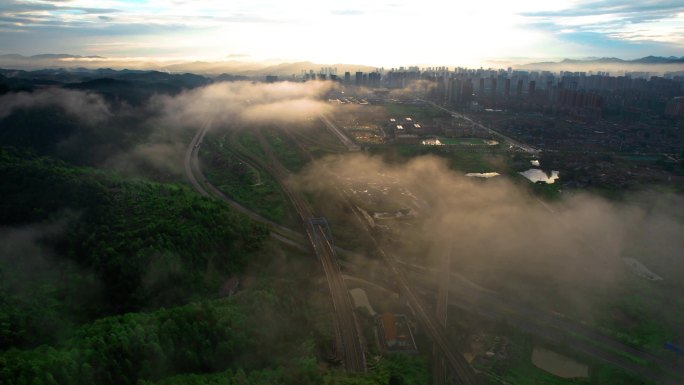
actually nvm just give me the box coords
[1,0,683,67]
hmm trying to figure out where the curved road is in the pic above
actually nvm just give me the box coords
[251,126,366,372]
[184,118,681,384]
[185,121,365,372]
[423,99,540,154]
[184,119,304,243]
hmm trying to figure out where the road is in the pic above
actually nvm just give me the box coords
[183,119,304,243]
[250,127,366,372]
[195,123,365,372]
[301,116,479,383]
[432,244,451,385]
[346,202,480,385]
[423,100,540,154]
[320,114,361,151]
[397,260,684,385]
[185,118,681,383]
[311,221,367,372]
[184,119,212,198]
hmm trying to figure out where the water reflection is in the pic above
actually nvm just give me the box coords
[466,172,500,178]
[520,169,559,184]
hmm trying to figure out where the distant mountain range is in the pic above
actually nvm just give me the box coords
[0,53,376,76]
[0,53,106,60]
[518,56,684,72]
[3,53,683,75]
[0,67,213,105]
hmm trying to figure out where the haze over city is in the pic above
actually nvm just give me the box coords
[1,1,683,385]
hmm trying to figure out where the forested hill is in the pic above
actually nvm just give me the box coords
[0,146,268,349]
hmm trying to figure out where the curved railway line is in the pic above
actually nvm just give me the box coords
[271,119,480,384]
[210,123,366,372]
[185,116,683,385]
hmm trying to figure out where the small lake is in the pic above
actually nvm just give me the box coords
[520,169,559,184]
[466,172,500,178]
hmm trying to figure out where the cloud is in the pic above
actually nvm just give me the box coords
[0,218,103,345]
[524,0,684,20]
[242,99,332,124]
[331,9,364,16]
[292,153,684,316]
[151,80,335,128]
[104,80,335,177]
[0,79,336,177]
[522,0,684,46]
[0,88,112,124]
[104,141,187,179]
[0,0,119,15]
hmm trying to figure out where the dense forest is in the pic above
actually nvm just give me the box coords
[0,71,430,383]
[0,147,428,385]
[0,146,268,340]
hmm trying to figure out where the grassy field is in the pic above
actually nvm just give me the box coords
[385,103,451,120]
[453,315,654,385]
[438,137,491,146]
[282,119,353,159]
[594,278,681,354]
[199,135,297,226]
[261,127,310,172]
[368,145,512,175]
[234,128,266,161]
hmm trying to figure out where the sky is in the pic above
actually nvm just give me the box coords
[0,0,683,67]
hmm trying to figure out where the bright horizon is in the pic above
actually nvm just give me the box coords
[1,0,683,68]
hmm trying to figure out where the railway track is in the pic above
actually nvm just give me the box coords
[433,244,451,385]
[186,121,365,371]
[250,127,366,372]
[348,203,480,385]
[284,117,479,384]
[188,118,681,384]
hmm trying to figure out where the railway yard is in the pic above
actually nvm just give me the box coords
[189,99,684,385]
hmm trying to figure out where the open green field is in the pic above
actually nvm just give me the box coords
[285,119,350,158]
[234,128,266,162]
[438,137,491,146]
[594,278,682,354]
[446,312,654,385]
[262,127,310,172]
[368,144,513,175]
[199,134,297,226]
[385,103,451,120]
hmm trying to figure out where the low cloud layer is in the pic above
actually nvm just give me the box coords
[130,80,335,176]
[294,153,684,316]
[0,88,111,124]
[0,80,335,177]
[150,80,335,128]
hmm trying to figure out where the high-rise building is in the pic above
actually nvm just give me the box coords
[462,79,474,103]
[369,72,381,87]
[344,71,351,84]
[355,71,363,86]
[448,78,462,104]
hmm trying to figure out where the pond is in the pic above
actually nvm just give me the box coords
[520,168,559,184]
[466,172,500,178]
